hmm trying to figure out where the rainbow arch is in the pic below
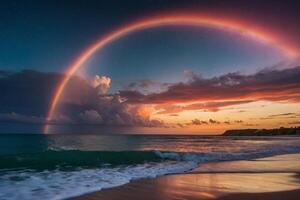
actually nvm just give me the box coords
[44,14,299,133]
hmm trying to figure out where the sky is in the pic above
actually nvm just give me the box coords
[1,0,300,134]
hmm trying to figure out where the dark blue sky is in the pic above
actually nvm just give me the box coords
[87,25,284,92]
[1,0,300,74]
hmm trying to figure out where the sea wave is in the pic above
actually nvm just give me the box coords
[1,143,300,200]
[0,161,197,200]
[2,142,300,171]
[155,145,300,162]
[0,150,162,171]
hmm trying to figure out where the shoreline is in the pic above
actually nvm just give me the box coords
[70,153,300,200]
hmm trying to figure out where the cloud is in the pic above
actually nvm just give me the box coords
[268,113,296,117]
[190,118,244,126]
[124,79,170,94]
[155,100,252,114]
[209,119,221,124]
[261,112,300,120]
[120,66,300,108]
[223,120,243,125]
[191,119,208,125]
[0,70,164,128]
[244,123,259,127]
[0,112,73,125]
[59,93,165,127]
[126,79,156,90]
[0,70,12,78]
[190,118,221,125]
[90,75,111,95]
[268,112,300,119]
[234,120,244,123]
[0,112,45,124]
[78,110,103,124]
[2,66,300,130]
[176,123,186,128]
[58,78,166,127]
[0,70,62,116]
[288,121,300,125]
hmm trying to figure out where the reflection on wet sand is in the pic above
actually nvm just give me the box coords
[72,173,300,200]
[72,154,300,200]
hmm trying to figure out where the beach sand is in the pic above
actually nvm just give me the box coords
[71,154,300,200]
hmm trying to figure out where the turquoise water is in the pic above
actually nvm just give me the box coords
[1,134,300,199]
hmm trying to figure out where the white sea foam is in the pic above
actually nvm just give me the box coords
[0,161,197,200]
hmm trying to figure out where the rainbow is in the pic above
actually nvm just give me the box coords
[44,14,299,133]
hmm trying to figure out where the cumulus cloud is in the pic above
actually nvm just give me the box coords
[78,110,103,124]
[90,75,111,95]
[59,80,165,127]
[80,95,165,127]
[0,70,164,128]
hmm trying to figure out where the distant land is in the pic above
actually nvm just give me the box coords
[223,127,300,136]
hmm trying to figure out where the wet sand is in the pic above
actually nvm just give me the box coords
[71,154,300,200]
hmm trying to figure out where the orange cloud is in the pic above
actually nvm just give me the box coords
[155,100,253,114]
[120,67,300,111]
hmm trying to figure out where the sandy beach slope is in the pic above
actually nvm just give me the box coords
[71,154,300,200]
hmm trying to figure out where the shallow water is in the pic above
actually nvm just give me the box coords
[1,134,300,200]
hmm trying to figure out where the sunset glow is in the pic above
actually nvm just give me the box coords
[45,14,299,133]
[1,2,300,200]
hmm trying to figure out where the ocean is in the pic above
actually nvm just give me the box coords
[1,134,300,200]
